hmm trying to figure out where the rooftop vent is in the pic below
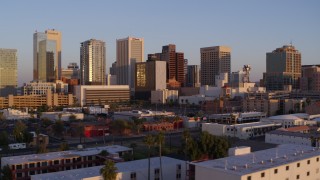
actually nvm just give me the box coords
[232,166,237,170]
[244,164,248,169]
[269,158,273,163]
[260,160,264,164]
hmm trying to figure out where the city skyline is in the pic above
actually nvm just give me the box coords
[0,1,319,85]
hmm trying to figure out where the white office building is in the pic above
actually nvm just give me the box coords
[31,156,186,180]
[191,144,320,180]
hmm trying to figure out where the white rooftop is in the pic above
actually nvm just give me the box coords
[31,156,184,180]
[191,144,320,176]
[268,114,303,121]
[204,121,282,128]
[1,145,131,165]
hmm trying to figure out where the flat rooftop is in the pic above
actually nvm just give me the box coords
[209,112,266,118]
[204,121,282,128]
[267,130,320,138]
[31,156,185,180]
[191,144,320,176]
[1,145,131,165]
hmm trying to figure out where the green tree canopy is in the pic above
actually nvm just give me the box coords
[100,160,118,180]
[13,121,27,142]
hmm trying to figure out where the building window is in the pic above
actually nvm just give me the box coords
[16,165,22,169]
[296,175,300,179]
[307,171,310,176]
[247,176,251,180]
[30,171,35,175]
[286,166,290,171]
[155,168,160,174]
[177,164,181,170]
[307,160,310,164]
[29,163,35,168]
[261,172,265,178]
[54,160,59,165]
[176,173,181,179]
[66,159,71,163]
[130,172,136,180]
[274,169,278,174]
[317,157,319,162]
[41,162,48,166]
[17,173,23,178]
[297,163,300,167]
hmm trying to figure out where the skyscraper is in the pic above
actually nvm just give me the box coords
[33,29,61,82]
[265,45,301,91]
[135,58,166,100]
[80,39,106,85]
[116,37,144,90]
[186,65,200,87]
[0,49,17,97]
[300,65,320,92]
[200,46,231,86]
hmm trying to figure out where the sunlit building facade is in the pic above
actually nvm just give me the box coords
[116,37,144,90]
[80,39,106,85]
[200,46,231,86]
[33,29,61,82]
[0,48,17,97]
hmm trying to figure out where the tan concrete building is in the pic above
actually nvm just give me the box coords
[0,48,17,97]
[200,46,231,86]
[80,39,106,85]
[116,37,144,90]
[301,65,320,92]
[74,85,130,107]
[33,29,61,82]
[0,92,74,109]
[243,98,279,116]
[265,45,301,91]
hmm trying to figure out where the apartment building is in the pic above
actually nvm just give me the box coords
[1,145,132,180]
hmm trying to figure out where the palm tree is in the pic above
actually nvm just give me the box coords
[100,160,118,180]
[144,134,155,180]
[156,132,165,180]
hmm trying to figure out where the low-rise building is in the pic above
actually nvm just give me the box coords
[207,112,266,125]
[0,108,29,120]
[202,122,282,139]
[40,111,84,121]
[265,130,318,147]
[0,92,74,109]
[31,156,186,180]
[74,85,130,107]
[261,114,316,128]
[151,89,178,104]
[22,81,68,95]
[113,110,174,121]
[1,145,132,180]
[190,144,320,180]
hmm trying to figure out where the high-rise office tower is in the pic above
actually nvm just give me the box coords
[33,29,61,82]
[265,45,301,91]
[0,49,17,97]
[116,37,144,90]
[135,58,166,100]
[300,65,320,92]
[186,65,200,87]
[200,46,231,86]
[80,39,106,85]
[151,44,185,87]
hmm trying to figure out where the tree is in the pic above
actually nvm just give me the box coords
[144,134,155,180]
[69,114,77,121]
[13,121,27,142]
[41,118,53,128]
[156,132,165,180]
[100,160,118,180]
[130,143,137,160]
[0,112,5,121]
[0,131,9,147]
[59,142,69,151]
[37,144,48,154]
[23,132,34,145]
[1,164,13,180]
[52,120,64,138]
[99,150,109,156]
[132,117,146,134]
[110,119,131,136]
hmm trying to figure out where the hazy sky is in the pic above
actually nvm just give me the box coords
[1,0,319,85]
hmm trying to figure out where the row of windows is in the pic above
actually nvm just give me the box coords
[247,157,320,180]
